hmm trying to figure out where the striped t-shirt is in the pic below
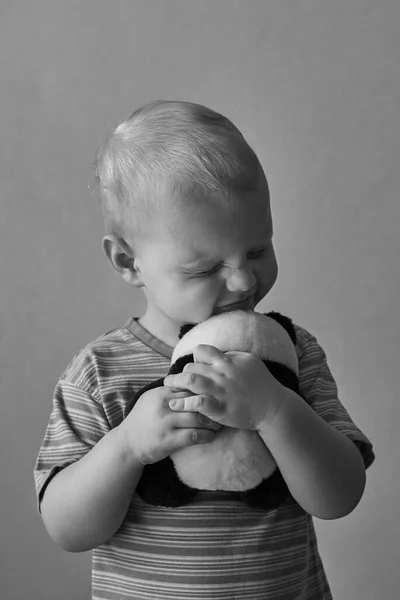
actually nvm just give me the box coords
[34,317,374,600]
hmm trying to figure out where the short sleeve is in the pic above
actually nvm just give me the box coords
[296,328,375,470]
[34,378,111,513]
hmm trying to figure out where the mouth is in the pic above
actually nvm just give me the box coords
[214,295,256,314]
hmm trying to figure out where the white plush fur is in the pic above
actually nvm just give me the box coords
[172,428,276,491]
[171,310,298,375]
[170,310,298,492]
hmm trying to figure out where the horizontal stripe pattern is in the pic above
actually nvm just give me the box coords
[34,317,374,599]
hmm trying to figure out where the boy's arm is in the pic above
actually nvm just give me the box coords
[256,389,366,520]
[256,331,374,520]
[165,339,374,520]
[40,426,143,552]
[39,384,220,553]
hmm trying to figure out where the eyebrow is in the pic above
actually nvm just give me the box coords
[179,259,221,272]
[180,255,217,268]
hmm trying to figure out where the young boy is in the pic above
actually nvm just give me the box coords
[34,100,374,600]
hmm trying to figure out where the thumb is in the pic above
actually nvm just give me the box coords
[193,344,226,365]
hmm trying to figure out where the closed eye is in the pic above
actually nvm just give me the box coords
[248,248,266,259]
[195,248,267,276]
[196,265,222,276]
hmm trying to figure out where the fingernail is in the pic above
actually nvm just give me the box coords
[169,399,177,408]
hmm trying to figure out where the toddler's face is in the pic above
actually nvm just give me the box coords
[132,178,277,336]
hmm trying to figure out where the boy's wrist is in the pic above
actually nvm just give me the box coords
[255,386,299,437]
[111,425,145,472]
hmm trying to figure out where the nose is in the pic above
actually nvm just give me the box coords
[223,264,257,293]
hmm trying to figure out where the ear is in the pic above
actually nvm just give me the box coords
[265,311,297,345]
[102,235,145,287]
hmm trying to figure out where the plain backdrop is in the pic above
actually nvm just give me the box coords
[1,1,399,598]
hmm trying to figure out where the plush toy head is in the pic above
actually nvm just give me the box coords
[130,310,301,509]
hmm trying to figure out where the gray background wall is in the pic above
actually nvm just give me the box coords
[1,1,399,598]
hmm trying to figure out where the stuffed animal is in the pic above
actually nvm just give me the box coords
[129,310,301,509]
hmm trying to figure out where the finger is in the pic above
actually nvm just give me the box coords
[182,362,209,374]
[182,362,221,381]
[164,371,217,396]
[193,344,230,366]
[165,389,190,398]
[172,411,222,431]
[164,388,192,398]
[180,363,224,390]
[169,427,216,451]
[169,394,222,419]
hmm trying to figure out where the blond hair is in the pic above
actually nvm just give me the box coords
[94,100,263,241]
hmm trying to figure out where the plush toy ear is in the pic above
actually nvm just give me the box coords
[169,354,194,375]
[179,323,196,339]
[265,311,297,345]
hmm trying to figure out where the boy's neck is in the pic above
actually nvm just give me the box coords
[138,309,181,349]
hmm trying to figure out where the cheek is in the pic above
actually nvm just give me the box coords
[144,272,180,305]
[185,277,221,305]
[155,275,219,310]
[179,278,223,320]
[258,254,278,290]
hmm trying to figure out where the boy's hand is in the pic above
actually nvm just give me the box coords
[164,344,288,431]
[117,385,221,466]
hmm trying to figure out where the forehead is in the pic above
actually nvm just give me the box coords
[153,186,273,267]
